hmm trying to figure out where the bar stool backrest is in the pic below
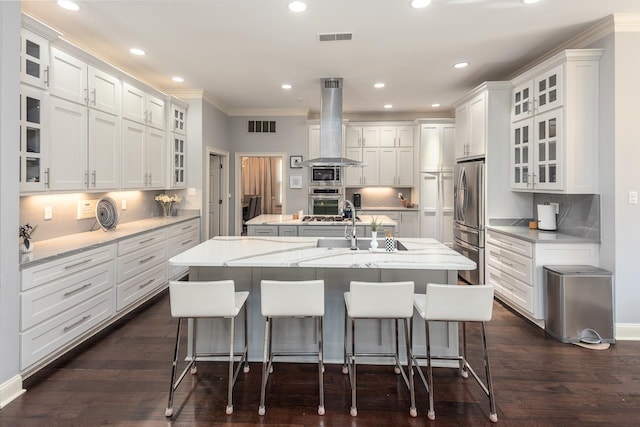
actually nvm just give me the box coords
[425,283,494,322]
[261,280,324,317]
[349,281,415,318]
[169,280,237,318]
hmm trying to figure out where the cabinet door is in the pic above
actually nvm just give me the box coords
[533,110,562,191]
[49,47,87,105]
[146,127,166,188]
[399,212,419,238]
[20,86,48,192]
[20,29,50,89]
[512,80,534,122]
[171,133,186,188]
[345,127,362,147]
[361,126,380,147]
[378,147,396,186]
[420,125,440,172]
[441,125,455,172]
[534,64,563,115]
[122,83,146,124]
[88,66,121,115]
[171,104,187,134]
[379,126,396,147]
[344,147,363,186]
[468,92,487,158]
[49,97,88,190]
[396,126,414,148]
[121,119,146,188]
[308,125,321,159]
[455,103,469,160]
[361,147,379,186]
[396,147,414,186]
[89,110,120,190]
[511,119,533,190]
[146,94,165,130]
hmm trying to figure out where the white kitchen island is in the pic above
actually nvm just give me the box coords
[169,236,476,365]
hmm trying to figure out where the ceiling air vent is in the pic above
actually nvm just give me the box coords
[248,120,276,133]
[318,32,353,42]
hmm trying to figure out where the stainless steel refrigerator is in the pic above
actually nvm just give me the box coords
[453,160,485,285]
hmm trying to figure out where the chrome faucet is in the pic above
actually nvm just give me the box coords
[340,199,358,250]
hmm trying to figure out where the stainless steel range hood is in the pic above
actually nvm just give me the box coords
[300,78,365,167]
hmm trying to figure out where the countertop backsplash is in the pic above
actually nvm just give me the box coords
[345,187,416,209]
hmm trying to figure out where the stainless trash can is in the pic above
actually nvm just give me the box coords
[544,265,614,344]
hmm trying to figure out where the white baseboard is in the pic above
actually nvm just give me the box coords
[615,323,640,341]
[0,375,25,409]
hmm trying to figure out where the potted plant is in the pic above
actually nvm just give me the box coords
[155,193,182,217]
[370,217,382,250]
[19,223,37,253]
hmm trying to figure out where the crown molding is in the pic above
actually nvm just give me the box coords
[226,108,309,117]
[613,13,640,32]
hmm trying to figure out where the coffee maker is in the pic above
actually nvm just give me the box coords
[353,193,361,209]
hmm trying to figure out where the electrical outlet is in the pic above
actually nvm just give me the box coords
[187,187,196,196]
[122,199,127,210]
[44,206,52,220]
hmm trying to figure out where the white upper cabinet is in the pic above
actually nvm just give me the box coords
[510,49,602,193]
[308,124,321,159]
[454,102,469,161]
[122,119,165,189]
[456,92,488,161]
[122,82,165,130]
[419,123,455,172]
[19,85,49,193]
[20,28,50,89]
[379,126,413,147]
[169,99,188,188]
[171,103,187,134]
[49,47,121,116]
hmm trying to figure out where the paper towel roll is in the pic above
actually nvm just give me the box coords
[537,204,557,231]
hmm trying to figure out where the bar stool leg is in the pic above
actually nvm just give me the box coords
[258,317,270,416]
[191,318,198,375]
[481,322,498,423]
[318,317,325,415]
[243,303,250,373]
[394,319,401,374]
[342,308,349,375]
[350,318,357,417]
[165,318,182,417]
[226,317,235,415]
[404,318,417,417]
[425,319,435,420]
[461,321,469,378]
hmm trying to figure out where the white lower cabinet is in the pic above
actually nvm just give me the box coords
[20,244,116,370]
[362,210,418,238]
[168,218,201,279]
[486,229,598,322]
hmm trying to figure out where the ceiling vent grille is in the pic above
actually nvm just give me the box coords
[248,120,276,133]
[318,32,353,42]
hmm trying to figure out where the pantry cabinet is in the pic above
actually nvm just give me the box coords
[510,49,602,193]
[419,122,455,173]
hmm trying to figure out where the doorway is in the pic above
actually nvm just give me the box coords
[235,152,286,235]
[207,149,229,239]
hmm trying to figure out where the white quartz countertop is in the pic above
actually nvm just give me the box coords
[245,214,397,226]
[359,206,419,211]
[487,225,600,244]
[169,236,476,270]
[20,213,200,269]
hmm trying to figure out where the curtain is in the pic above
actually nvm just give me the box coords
[241,157,280,214]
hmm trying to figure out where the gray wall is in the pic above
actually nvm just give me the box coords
[0,0,21,390]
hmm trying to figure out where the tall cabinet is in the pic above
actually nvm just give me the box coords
[510,49,602,193]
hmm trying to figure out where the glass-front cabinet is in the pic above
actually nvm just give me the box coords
[172,133,186,188]
[172,104,186,134]
[20,85,48,192]
[20,28,50,89]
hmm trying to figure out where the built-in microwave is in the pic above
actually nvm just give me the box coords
[311,167,341,185]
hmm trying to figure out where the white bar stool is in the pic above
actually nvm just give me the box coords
[258,279,325,416]
[165,280,249,417]
[343,281,417,417]
[413,283,497,422]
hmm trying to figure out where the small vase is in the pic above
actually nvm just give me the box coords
[370,231,378,250]
[20,238,33,254]
[162,203,173,217]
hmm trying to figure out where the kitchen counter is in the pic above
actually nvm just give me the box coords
[359,206,419,211]
[487,225,600,244]
[20,212,200,269]
[245,214,397,226]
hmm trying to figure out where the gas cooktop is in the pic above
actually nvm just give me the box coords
[301,215,361,222]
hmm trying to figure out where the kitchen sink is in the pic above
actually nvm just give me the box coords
[316,238,408,251]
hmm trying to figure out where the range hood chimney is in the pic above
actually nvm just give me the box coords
[300,78,365,167]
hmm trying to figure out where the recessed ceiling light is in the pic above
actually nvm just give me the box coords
[522,0,540,4]
[57,0,80,11]
[374,83,385,89]
[281,83,293,90]
[384,104,393,109]
[454,61,469,69]
[431,103,441,108]
[129,48,146,56]
[410,0,432,9]
[288,1,307,12]
[172,76,184,83]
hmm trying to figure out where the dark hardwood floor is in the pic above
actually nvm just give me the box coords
[2,290,639,426]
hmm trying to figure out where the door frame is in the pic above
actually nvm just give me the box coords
[206,147,229,238]
[234,152,287,236]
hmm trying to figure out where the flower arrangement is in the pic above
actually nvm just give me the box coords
[19,223,37,252]
[370,216,382,232]
[155,194,182,217]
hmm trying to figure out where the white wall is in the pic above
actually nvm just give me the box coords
[0,0,21,389]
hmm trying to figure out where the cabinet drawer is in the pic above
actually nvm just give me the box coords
[116,262,167,311]
[21,261,114,331]
[486,230,532,258]
[487,265,533,314]
[117,229,168,256]
[22,244,115,291]
[247,225,278,236]
[117,241,167,283]
[169,229,200,258]
[278,226,298,236]
[486,243,533,285]
[170,218,199,237]
[20,290,114,370]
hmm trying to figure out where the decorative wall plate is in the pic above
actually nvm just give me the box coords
[95,197,119,231]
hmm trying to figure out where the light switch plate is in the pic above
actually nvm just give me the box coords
[629,191,638,205]
[77,199,98,219]
[44,206,52,220]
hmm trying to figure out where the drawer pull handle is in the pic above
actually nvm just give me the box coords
[64,259,92,270]
[63,315,91,333]
[181,239,193,246]
[139,278,155,289]
[139,238,155,244]
[181,225,193,230]
[503,261,514,267]
[64,283,92,297]
[139,255,156,264]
